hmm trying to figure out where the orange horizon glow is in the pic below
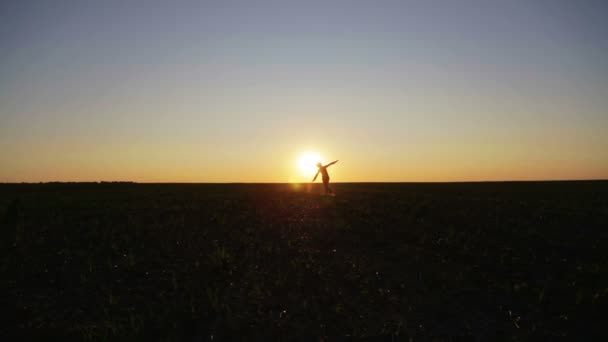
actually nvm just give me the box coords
[1,146,606,183]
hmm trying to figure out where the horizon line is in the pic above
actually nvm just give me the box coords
[1,179,607,185]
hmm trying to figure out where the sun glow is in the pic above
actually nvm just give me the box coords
[297,151,323,177]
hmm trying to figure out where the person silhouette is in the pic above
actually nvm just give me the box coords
[312,160,338,195]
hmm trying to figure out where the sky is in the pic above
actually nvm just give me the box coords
[1,0,607,182]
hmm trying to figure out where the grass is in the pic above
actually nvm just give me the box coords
[1,181,607,340]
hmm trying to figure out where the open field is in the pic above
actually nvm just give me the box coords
[2,182,607,341]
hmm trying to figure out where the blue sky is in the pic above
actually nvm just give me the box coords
[1,0,607,181]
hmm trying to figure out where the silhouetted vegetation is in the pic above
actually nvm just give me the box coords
[2,182,607,341]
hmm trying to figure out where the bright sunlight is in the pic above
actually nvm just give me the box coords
[297,151,324,177]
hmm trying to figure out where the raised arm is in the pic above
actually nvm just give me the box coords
[312,170,320,182]
[324,160,339,168]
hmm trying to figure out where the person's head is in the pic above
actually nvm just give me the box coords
[316,162,322,168]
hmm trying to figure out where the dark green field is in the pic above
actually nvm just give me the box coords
[2,182,607,341]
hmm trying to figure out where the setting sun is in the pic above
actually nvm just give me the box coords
[297,152,324,177]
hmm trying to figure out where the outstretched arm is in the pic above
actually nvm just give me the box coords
[324,160,339,168]
[312,170,320,182]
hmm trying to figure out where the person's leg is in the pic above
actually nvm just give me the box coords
[323,180,330,195]
[325,180,335,195]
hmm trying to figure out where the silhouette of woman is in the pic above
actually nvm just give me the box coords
[312,160,338,195]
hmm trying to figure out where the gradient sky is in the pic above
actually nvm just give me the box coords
[1,0,607,182]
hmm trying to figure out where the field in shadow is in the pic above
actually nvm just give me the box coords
[1,181,607,340]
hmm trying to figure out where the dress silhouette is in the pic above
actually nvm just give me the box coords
[312,160,338,195]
